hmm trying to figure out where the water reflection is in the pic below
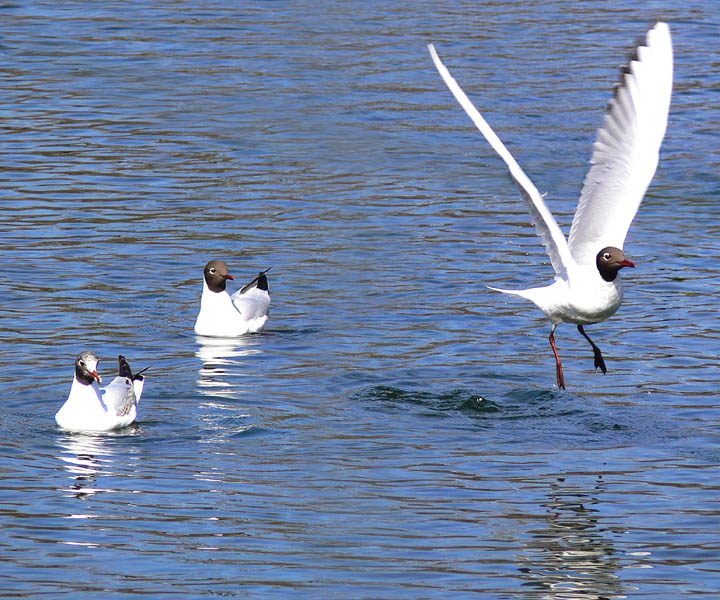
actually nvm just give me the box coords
[55,433,118,501]
[195,335,261,441]
[196,334,264,397]
[517,477,628,599]
[0,1,715,596]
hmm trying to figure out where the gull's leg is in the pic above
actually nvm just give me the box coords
[549,323,565,389]
[577,325,607,374]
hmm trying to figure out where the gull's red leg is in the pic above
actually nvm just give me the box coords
[549,324,565,389]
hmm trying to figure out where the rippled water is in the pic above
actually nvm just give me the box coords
[1,1,719,598]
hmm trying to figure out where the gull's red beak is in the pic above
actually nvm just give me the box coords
[92,371,103,384]
[224,274,235,281]
[618,259,636,269]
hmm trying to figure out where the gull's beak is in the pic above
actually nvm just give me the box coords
[618,259,636,269]
[224,274,235,281]
[92,370,103,384]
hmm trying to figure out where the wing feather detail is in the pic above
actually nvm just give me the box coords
[568,22,673,265]
[102,377,137,417]
[428,43,575,279]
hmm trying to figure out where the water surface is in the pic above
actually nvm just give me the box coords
[1,1,719,598]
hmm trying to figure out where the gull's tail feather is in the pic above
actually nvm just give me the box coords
[487,284,555,313]
[487,285,530,298]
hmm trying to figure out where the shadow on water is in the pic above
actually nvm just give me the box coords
[360,384,502,416]
[354,384,688,449]
[192,334,276,442]
[357,384,589,421]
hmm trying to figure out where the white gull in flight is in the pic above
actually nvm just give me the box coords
[429,22,672,388]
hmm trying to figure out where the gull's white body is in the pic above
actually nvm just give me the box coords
[195,279,270,337]
[505,269,623,326]
[428,22,672,326]
[56,374,143,432]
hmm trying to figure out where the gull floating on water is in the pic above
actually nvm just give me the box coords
[429,22,673,388]
[194,260,271,337]
[55,352,146,431]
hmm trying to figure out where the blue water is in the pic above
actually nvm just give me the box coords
[1,1,719,598]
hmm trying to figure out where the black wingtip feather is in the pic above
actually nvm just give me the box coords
[257,272,269,292]
[240,266,272,294]
[118,355,133,379]
[607,23,658,110]
[118,355,149,381]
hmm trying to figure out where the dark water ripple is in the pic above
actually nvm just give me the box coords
[1,1,719,598]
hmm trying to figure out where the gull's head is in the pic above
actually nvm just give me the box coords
[596,247,636,282]
[75,351,102,385]
[204,259,234,293]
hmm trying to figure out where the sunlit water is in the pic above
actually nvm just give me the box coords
[1,1,719,598]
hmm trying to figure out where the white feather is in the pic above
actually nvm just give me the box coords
[428,42,574,280]
[195,277,270,337]
[428,24,673,387]
[568,22,673,265]
[56,369,143,432]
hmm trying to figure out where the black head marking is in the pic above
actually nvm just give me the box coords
[75,350,101,386]
[204,259,234,293]
[596,247,636,282]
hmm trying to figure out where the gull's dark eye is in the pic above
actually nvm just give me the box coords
[209,268,216,274]
[603,252,611,260]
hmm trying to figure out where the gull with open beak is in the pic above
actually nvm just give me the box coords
[55,352,146,431]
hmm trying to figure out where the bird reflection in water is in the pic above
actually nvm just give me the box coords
[195,334,264,398]
[195,335,264,440]
[55,431,134,501]
[516,475,634,599]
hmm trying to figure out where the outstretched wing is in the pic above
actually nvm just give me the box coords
[568,22,673,265]
[428,43,576,280]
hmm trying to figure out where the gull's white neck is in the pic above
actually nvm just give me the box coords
[195,280,250,337]
[68,375,104,407]
[55,375,109,430]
